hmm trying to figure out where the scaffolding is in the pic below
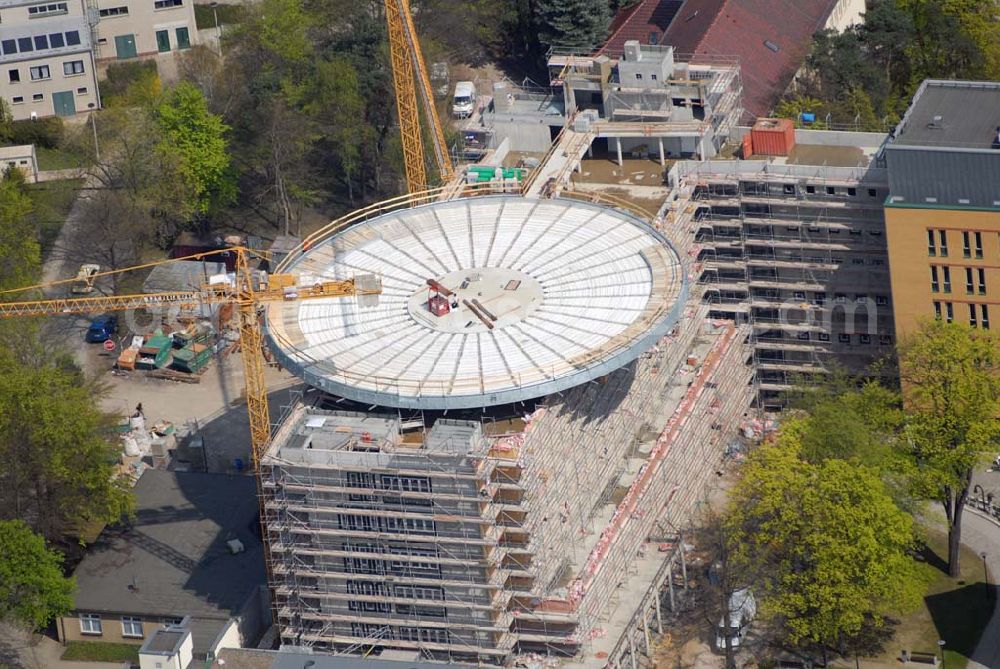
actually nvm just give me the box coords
[666,159,894,408]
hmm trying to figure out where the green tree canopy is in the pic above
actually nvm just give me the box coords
[898,319,1000,576]
[0,520,74,630]
[534,0,611,53]
[0,350,132,544]
[154,82,235,214]
[727,427,926,653]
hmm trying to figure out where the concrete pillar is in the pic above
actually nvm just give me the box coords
[587,143,593,158]
[616,136,623,166]
[642,609,651,653]
[658,137,665,166]
[680,541,688,590]
[699,136,707,160]
[628,634,637,669]
[575,160,582,173]
[667,562,676,611]
[654,591,663,633]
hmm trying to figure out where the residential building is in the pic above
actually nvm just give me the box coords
[0,0,196,120]
[0,0,99,119]
[598,0,683,56]
[0,143,38,181]
[663,0,864,118]
[882,80,1000,338]
[92,0,196,63]
[57,470,269,660]
[665,125,893,409]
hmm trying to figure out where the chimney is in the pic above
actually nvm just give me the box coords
[623,40,641,62]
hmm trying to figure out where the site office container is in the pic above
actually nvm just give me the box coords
[750,118,796,156]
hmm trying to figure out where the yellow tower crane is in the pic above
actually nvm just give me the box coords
[384,0,454,193]
[0,248,382,624]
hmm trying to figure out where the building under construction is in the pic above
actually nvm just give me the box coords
[665,123,894,409]
[259,195,754,665]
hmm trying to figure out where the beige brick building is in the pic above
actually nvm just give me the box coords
[0,0,196,120]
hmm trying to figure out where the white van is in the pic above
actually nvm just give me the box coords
[715,588,756,651]
[452,81,475,119]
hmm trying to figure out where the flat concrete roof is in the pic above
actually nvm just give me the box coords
[140,628,188,655]
[892,80,1000,150]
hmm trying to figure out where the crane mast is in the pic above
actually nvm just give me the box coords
[384,0,454,193]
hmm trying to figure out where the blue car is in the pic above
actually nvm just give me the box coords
[85,314,118,343]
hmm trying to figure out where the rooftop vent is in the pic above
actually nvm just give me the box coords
[763,40,779,53]
[928,114,944,129]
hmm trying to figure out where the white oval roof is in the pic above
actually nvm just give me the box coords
[266,196,687,409]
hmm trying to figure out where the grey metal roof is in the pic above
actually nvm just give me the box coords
[890,80,1000,150]
[142,261,227,293]
[71,471,265,653]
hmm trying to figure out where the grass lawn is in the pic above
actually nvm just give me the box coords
[61,640,140,662]
[870,526,995,668]
[26,178,83,257]
[194,2,245,30]
[35,146,87,171]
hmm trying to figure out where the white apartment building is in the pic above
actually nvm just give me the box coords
[0,0,99,119]
[92,0,196,62]
[0,0,196,120]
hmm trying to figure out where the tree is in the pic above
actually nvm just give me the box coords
[535,0,611,53]
[0,351,132,544]
[897,319,1000,577]
[727,427,926,656]
[0,520,74,630]
[154,82,235,214]
[0,169,40,291]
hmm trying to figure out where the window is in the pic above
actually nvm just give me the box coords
[927,230,936,256]
[982,304,990,330]
[834,293,847,303]
[380,475,431,494]
[942,266,951,293]
[880,335,893,345]
[868,188,877,197]
[966,267,974,294]
[7,69,17,83]
[31,93,42,101]
[651,73,657,81]
[826,186,835,195]
[155,29,169,52]
[849,228,862,236]
[48,32,64,47]
[946,302,954,323]
[838,333,851,343]
[792,291,805,300]
[818,332,830,342]
[848,187,856,196]
[975,232,984,258]
[63,60,83,75]
[939,230,948,257]
[161,617,184,628]
[933,301,941,319]
[396,604,447,618]
[65,30,80,45]
[154,0,183,7]
[931,266,939,293]
[349,600,392,614]
[797,331,810,341]
[121,616,143,638]
[99,5,128,15]
[635,73,643,80]
[979,268,986,294]
[855,294,868,303]
[80,613,102,635]
[348,580,389,597]
[28,2,67,16]
[76,86,86,94]
[11,96,22,104]
[806,185,815,194]
[395,584,444,601]
[1,40,14,54]
[970,303,977,327]
[963,231,971,257]
[17,37,32,52]
[29,65,48,80]
[860,334,871,344]
[33,35,47,50]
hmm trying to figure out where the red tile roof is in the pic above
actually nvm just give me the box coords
[664,0,840,118]
[599,0,685,56]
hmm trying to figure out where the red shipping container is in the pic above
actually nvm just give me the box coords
[750,117,796,156]
[742,133,753,158]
